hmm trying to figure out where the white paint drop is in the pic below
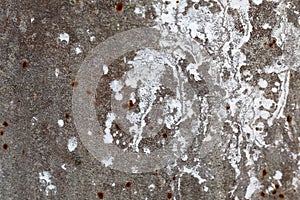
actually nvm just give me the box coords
[75,47,82,54]
[58,33,70,44]
[273,170,282,180]
[67,137,78,152]
[103,65,109,75]
[57,119,64,127]
[55,68,60,77]
[258,78,268,88]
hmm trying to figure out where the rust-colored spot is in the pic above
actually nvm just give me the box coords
[176,0,179,3]
[71,81,78,88]
[97,192,104,199]
[260,191,266,197]
[262,168,267,177]
[286,115,292,123]
[275,183,280,189]
[41,77,45,84]
[0,130,4,136]
[226,104,230,110]
[3,143,8,150]
[22,60,28,69]
[86,89,92,95]
[172,176,176,180]
[290,72,294,80]
[115,2,124,12]
[65,113,71,120]
[128,100,134,108]
[269,38,276,48]
[17,16,21,25]
[278,194,284,198]
[6,17,9,24]
[271,189,277,195]
[22,150,25,155]
[167,192,172,199]
[162,133,168,138]
[125,181,131,188]
[115,123,121,131]
[3,121,8,127]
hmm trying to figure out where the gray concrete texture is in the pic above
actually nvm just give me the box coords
[0,0,300,199]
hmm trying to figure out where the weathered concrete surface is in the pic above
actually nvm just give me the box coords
[0,0,300,199]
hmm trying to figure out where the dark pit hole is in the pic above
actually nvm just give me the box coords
[97,192,104,199]
[3,143,8,150]
[167,192,172,199]
[286,115,292,123]
[115,2,124,12]
[22,60,28,69]
[125,181,131,188]
[3,121,8,127]
[0,130,4,136]
[70,81,78,88]
[262,169,267,177]
[260,191,266,197]
[278,194,284,198]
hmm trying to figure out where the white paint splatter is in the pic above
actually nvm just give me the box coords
[101,156,114,167]
[39,171,57,196]
[67,137,78,152]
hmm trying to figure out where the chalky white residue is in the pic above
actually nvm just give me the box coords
[101,156,114,167]
[58,33,70,44]
[110,80,123,100]
[67,137,78,152]
[104,112,115,144]
[245,174,262,199]
[181,166,206,184]
[39,171,57,196]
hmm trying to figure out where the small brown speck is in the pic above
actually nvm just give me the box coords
[0,130,4,136]
[115,123,121,131]
[162,133,168,138]
[3,144,8,150]
[22,150,25,155]
[167,192,172,199]
[262,168,267,177]
[226,104,230,110]
[6,17,9,24]
[125,181,131,188]
[128,100,134,108]
[115,2,124,12]
[275,183,280,189]
[176,0,179,3]
[65,113,71,120]
[271,189,277,195]
[97,192,104,199]
[269,38,276,48]
[260,191,266,197]
[22,60,28,69]
[278,194,284,198]
[3,121,8,127]
[86,89,92,95]
[286,115,292,123]
[71,81,78,88]
[172,176,176,180]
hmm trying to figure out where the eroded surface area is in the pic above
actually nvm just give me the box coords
[1,0,300,199]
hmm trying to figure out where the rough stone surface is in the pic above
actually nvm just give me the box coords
[0,0,300,200]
